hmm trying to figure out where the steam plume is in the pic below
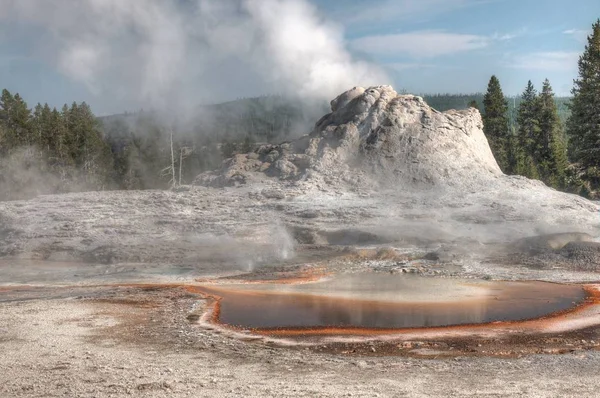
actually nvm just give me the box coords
[0,0,389,112]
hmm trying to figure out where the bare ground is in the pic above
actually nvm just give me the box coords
[2,283,600,398]
[1,188,600,397]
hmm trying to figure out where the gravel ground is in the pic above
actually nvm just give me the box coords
[0,186,599,397]
[1,285,600,398]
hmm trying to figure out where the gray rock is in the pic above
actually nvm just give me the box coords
[265,150,280,163]
[268,159,299,180]
[259,162,270,172]
[330,86,365,112]
[288,154,311,170]
[261,189,286,200]
[513,233,594,254]
[560,241,600,270]
[309,86,501,188]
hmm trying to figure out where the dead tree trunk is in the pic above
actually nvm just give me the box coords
[178,146,193,186]
[179,148,183,186]
[169,128,176,187]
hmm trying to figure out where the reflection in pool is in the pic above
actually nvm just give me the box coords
[198,274,585,330]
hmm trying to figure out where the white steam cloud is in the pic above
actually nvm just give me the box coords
[0,0,389,112]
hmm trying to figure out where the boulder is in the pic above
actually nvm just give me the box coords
[268,159,300,180]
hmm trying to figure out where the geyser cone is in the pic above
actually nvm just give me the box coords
[307,85,502,188]
[194,85,598,236]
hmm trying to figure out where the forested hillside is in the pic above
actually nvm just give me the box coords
[99,96,328,191]
[0,92,329,199]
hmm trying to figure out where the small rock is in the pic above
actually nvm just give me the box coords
[261,189,286,200]
[265,150,280,163]
[259,162,271,172]
[353,360,368,369]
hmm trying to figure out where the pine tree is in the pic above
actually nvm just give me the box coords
[0,89,14,129]
[538,79,568,188]
[103,118,132,188]
[483,76,511,172]
[468,100,480,111]
[129,113,171,189]
[68,102,84,165]
[31,103,44,148]
[506,125,519,175]
[60,104,73,164]
[567,19,600,167]
[40,104,53,152]
[0,89,32,150]
[0,89,14,153]
[11,93,32,147]
[69,101,112,185]
[51,107,71,166]
[515,80,540,178]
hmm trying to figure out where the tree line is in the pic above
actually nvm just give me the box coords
[481,19,600,198]
[481,77,569,189]
[0,91,327,199]
[423,93,571,132]
[100,95,326,190]
[0,91,114,199]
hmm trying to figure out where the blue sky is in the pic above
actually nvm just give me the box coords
[0,0,597,115]
[315,0,598,96]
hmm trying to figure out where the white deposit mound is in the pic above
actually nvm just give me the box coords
[195,86,598,234]
[196,85,501,189]
[308,85,501,188]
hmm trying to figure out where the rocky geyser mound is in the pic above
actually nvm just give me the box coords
[194,85,599,235]
[195,85,501,189]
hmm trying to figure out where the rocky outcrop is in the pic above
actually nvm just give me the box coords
[194,85,500,190]
[190,85,600,238]
[306,86,501,188]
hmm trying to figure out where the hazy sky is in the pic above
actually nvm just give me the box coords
[0,0,597,115]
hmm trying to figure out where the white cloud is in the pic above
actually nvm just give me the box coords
[491,28,527,42]
[509,52,579,71]
[493,33,516,41]
[563,29,590,43]
[387,62,436,72]
[337,0,493,25]
[351,31,489,58]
